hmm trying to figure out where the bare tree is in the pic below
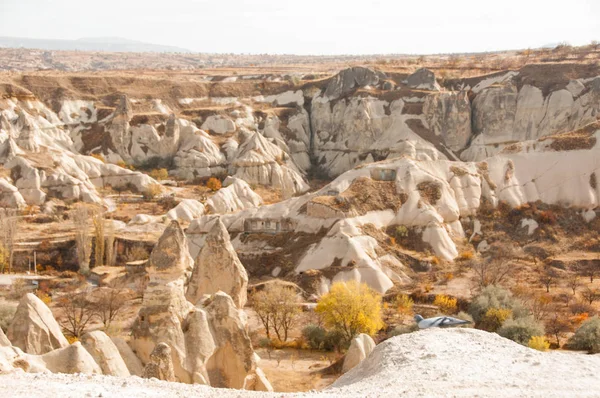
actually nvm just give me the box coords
[92,286,127,329]
[545,312,571,347]
[577,262,599,283]
[469,245,518,288]
[581,286,599,305]
[528,294,553,322]
[251,283,302,342]
[0,209,20,273]
[56,291,96,338]
[72,205,93,274]
[539,266,559,293]
[568,273,581,295]
[105,218,115,267]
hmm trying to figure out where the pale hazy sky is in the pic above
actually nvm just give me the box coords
[1,0,599,55]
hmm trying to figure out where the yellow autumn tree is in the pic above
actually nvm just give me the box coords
[316,281,384,344]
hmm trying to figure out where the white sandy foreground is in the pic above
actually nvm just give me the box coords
[1,328,599,397]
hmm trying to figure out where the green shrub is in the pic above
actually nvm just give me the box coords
[323,329,347,352]
[497,316,544,345]
[394,225,409,238]
[469,285,528,324]
[568,316,600,353]
[302,324,326,350]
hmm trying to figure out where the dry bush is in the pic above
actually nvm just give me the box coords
[251,283,301,342]
[458,250,475,261]
[206,177,222,192]
[538,210,557,225]
[393,294,414,315]
[149,168,169,181]
[433,295,457,314]
[143,183,163,200]
[124,245,149,263]
[528,336,550,351]
[90,153,105,162]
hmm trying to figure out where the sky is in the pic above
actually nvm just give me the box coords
[1,0,599,55]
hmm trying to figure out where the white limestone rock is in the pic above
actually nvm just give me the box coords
[7,293,69,355]
[81,331,130,377]
[205,178,263,214]
[186,219,248,308]
[342,334,376,373]
[110,337,144,376]
[166,199,205,222]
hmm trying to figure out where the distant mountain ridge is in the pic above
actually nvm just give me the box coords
[0,36,190,53]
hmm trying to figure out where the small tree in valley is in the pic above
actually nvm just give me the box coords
[252,283,301,342]
[56,291,96,338]
[316,281,384,345]
[92,286,127,329]
[72,205,93,275]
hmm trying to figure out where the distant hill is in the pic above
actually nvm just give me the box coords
[0,36,190,53]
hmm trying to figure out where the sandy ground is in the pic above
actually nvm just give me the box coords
[2,329,600,397]
[256,347,338,392]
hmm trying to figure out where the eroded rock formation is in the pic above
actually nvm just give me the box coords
[186,218,248,308]
[7,293,69,354]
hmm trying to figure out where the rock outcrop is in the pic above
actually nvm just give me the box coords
[131,221,195,383]
[0,327,11,347]
[405,68,440,91]
[166,199,206,222]
[205,177,263,214]
[324,67,384,100]
[142,342,176,382]
[131,217,270,389]
[145,220,194,277]
[111,337,144,376]
[342,334,376,373]
[34,342,102,375]
[81,331,130,377]
[186,218,248,308]
[183,307,215,384]
[7,293,69,354]
[204,292,272,391]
